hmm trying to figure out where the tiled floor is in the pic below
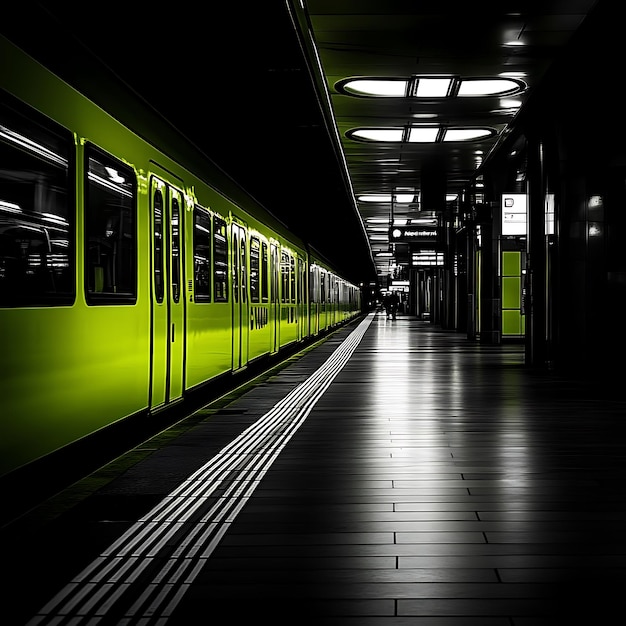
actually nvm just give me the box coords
[4,312,626,625]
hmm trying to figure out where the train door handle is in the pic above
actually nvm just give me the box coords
[171,323,175,342]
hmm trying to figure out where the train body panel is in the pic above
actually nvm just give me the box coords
[0,35,362,478]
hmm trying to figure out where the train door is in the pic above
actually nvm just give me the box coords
[231,221,249,370]
[298,256,306,340]
[149,177,185,410]
[270,242,280,352]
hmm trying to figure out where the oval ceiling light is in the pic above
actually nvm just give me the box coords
[395,194,415,203]
[358,194,393,202]
[407,127,439,142]
[350,126,495,143]
[415,77,453,97]
[443,128,496,141]
[337,76,526,98]
[348,128,404,142]
[339,78,408,97]
[457,78,526,96]
[358,194,415,203]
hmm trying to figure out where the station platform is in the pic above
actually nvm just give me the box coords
[3,311,626,625]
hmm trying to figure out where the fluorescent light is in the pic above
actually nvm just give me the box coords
[359,194,392,202]
[0,200,22,213]
[458,78,521,96]
[407,127,439,142]
[351,125,495,143]
[444,128,493,141]
[395,194,415,203]
[342,79,408,96]
[499,98,522,109]
[416,78,452,97]
[351,128,403,142]
[359,193,414,203]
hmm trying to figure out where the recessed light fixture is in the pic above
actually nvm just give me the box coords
[337,75,526,98]
[350,128,404,142]
[340,78,408,97]
[348,125,496,143]
[358,194,415,203]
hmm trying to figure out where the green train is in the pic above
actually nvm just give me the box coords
[0,35,362,480]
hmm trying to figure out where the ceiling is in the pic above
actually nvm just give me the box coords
[292,0,601,281]
[2,1,602,289]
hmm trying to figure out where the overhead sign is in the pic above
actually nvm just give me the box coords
[389,226,440,244]
[501,194,527,236]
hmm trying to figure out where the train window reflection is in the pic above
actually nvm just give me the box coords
[250,236,260,303]
[193,206,211,302]
[0,96,74,307]
[171,195,180,303]
[213,215,228,302]
[153,188,164,303]
[240,234,246,303]
[85,145,136,304]
[281,251,290,303]
[261,241,268,303]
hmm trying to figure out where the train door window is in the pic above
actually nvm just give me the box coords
[240,232,247,302]
[85,144,136,304]
[271,243,279,308]
[281,250,290,303]
[290,255,296,303]
[0,94,74,306]
[320,270,326,303]
[250,236,260,303]
[213,215,228,302]
[153,188,164,303]
[171,194,180,303]
[193,205,211,302]
[261,241,268,303]
[232,230,239,303]
[298,256,305,304]
[309,265,318,303]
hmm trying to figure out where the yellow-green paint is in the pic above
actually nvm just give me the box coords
[0,35,363,479]
[501,250,525,337]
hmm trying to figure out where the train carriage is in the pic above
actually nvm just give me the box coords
[0,35,361,480]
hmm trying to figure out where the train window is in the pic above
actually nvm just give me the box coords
[298,256,305,305]
[193,206,211,302]
[290,255,296,304]
[152,187,164,303]
[0,95,74,307]
[240,233,247,302]
[271,243,279,304]
[250,236,260,303]
[309,264,319,303]
[232,230,239,303]
[213,215,228,302]
[261,241,268,303]
[85,145,136,304]
[171,195,180,303]
[281,251,290,303]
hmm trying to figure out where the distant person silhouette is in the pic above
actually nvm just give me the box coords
[383,292,399,319]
